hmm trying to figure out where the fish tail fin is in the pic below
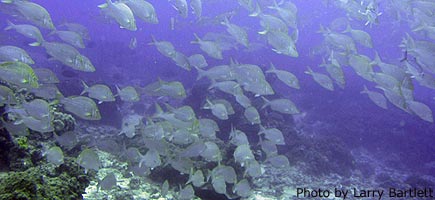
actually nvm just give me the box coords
[360,85,369,94]
[48,30,57,36]
[229,57,240,67]
[319,57,328,68]
[203,98,213,109]
[404,33,416,50]
[373,51,382,65]
[153,103,164,118]
[196,68,206,80]
[260,96,270,109]
[412,22,427,32]
[163,102,175,112]
[342,24,352,33]
[258,29,268,35]
[148,35,157,45]
[97,0,111,8]
[249,2,262,17]
[28,42,41,47]
[186,168,194,184]
[115,85,121,97]
[304,66,313,75]
[191,33,200,44]
[267,0,279,10]
[266,62,276,73]
[4,20,14,30]
[291,29,299,42]
[317,24,330,34]
[221,16,230,26]
[258,124,266,135]
[80,80,89,95]
[207,79,217,90]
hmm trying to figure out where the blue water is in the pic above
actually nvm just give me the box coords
[1,0,435,199]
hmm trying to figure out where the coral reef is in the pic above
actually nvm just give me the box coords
[0,157,91,200]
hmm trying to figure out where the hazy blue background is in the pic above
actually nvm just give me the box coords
[1,0,434,177]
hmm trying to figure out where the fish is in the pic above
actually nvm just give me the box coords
[0,61,39,88]
[268,0,298,29]
[266,63,300,89]
[54,131,78,150]
[123,0,158,24]
[234,93,251,108]
[188,54,208,69]
[348,54,375,81]
[305,66,334,91]
[244,160,262,178]
[0,85,17,106]
[260,140,278,157]
[179,184,195,200]
[165,104,196,122]
[171,51,191,71]
[22,99,51,121]
[116,85,139,102]
[342,24,373,48]
[98,173,117,190]
[42,42,95,72]
[187,169,205,187]
[320,51,345,88]
[208,80,242,96]
[51,30,86,48]
[263,30,299,57]
[406,100,433,123]
[233,179,251,197]
[190,0,202,19]
[45,146,64,165]
[258,125,285,145]
[234,144,254,167]
[196,65,234,81]
[119,114,142,138]
[34,68,59,84]
[81,81,115,103]
[319,25,357,53]
[244,106,261,125]
[221,17,249,47]
[360,85,388,109]
[98,0,137,31]
[141,78,186,99]
[60,96,101,120]
[149,35,177,58]
[129,37,137,50]
[251,7,288,34]
[199,118,219,139]
[0,45,34,64]
[139,149,161,169]
[18,116,54,133]
[30,84,63,100]
[200,141,222,162]
[77,148,101,173]
[266,155,290,168]
[60,22,90,40]
[211,165,237,184]
[191,33,223,60]
[4,21,44,46]
[261,96,299,115]
[169,0,188,18]
[211,175,227,195]
[203,99,229,120]
[229,126,249,146]
[2,0,55,30]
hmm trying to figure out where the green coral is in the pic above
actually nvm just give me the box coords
[0,157,91,200]
[15,136,29,150]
